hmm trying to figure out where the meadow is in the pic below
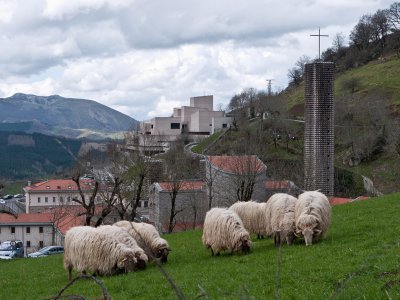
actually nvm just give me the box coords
[1,194,399,299]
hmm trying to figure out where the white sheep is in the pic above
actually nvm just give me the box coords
[63,226,138,280]
[97,225,148,270]
[229,200,268,239]
[295,191,332,246]
[113,221,171,263]
[202,207,252,256]
[265,193,297,246]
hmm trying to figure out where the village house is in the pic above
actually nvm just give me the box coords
[206,155,267,207]
[148,180,207,232]
[23,179,149,217]
[148,155,268,232]
[0,212,81,255]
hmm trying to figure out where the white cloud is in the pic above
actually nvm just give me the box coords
[0,0,395,121]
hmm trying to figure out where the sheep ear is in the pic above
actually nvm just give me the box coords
[314,229,322,234]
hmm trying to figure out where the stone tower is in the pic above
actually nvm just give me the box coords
[304,62,334,196]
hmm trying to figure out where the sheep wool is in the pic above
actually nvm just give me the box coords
[265,193,297,246]
[113,221,170,263]
[229,200,268,239]
[295,191,332,246]
[202,207,252,256]
[63,226,137,280]
[97,225,148,269]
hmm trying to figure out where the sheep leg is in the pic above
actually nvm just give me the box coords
[67,266,72,281]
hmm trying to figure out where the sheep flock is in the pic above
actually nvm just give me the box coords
[63,190,331,280]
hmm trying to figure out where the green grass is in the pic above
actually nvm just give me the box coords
[191,131,224,154]
[1,194,400,299]
[285,56,400,110]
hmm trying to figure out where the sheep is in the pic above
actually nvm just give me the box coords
[97,225,148,270]
[202,207,252,256]
[63,226,138,280]
[265,193,297,246]
[295,191,332,246]
[229,200,268,239]
[113,220,171,263]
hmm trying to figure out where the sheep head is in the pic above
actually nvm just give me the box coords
[156,247,170,264]
[302,227,314,246]
[240,237,251,254]
[134,252,148,270]
[118,253,137,273]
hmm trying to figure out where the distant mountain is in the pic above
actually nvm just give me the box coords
[0,93,138,139]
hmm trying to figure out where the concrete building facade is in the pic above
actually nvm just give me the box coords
[140,95,231,139]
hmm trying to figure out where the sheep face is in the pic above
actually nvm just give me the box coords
[240,238,251,254]
[156,247,170,263]
[302,227,314,246]
[117,254,137,273]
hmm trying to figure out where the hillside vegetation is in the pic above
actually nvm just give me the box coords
[1,194,399,299]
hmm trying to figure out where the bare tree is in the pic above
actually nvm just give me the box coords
[387,2,400,30]
[332,32,346,53]
[164,142,198,233]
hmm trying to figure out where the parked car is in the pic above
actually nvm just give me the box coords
[28,246,64,258]
[2,194,13,200]
[0,241,24,258]
[13,194,23,198]
[0,199,5,204]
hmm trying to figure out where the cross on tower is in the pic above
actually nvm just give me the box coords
[310,27,328,60]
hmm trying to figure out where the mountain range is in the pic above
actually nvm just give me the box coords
[0,93,138,139]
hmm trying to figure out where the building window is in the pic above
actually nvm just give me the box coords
[60,197,64,202]
[11,227,15,234]
[144,200,148,208]
[26,227,30,234]
[26,241,31,247]
[222,123,227,128]
[39,241,44,248]
[170,123,180,129]
[38,197,41,203]
[151,124,154,129]
[39,226,43,233]
[67,196,71,202]
[45,197,48,203]
[53,197,56,203]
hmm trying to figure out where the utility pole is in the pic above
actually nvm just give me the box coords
[266,79,274,96]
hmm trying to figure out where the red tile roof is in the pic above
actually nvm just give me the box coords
[208,155,266,174]
[265,180,290,190]
[0,213,54,224]
[158,180,204,192]
[25,179,95,192]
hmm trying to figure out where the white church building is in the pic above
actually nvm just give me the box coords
[140,95,232,139]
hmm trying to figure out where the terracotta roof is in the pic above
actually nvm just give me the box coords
[0,213,54,224]
[25,179,95,192]
[208,155,266,174]
[158,180,204,192]
[265,180,290,190]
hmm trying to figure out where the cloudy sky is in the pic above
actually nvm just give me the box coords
[0,0,394,121]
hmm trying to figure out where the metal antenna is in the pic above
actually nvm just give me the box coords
[266,79,274,96]
[310,27,328,60]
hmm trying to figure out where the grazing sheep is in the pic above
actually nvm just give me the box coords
[97,225,148,270]
[113,221,170,263]
[202,207,252,256]
[295,191,332,246]
[265,193,297,246]
[63,226,137,280]
[229,200,268,239]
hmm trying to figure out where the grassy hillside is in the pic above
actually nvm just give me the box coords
[286,55,400,111]
[1,194,399,299]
